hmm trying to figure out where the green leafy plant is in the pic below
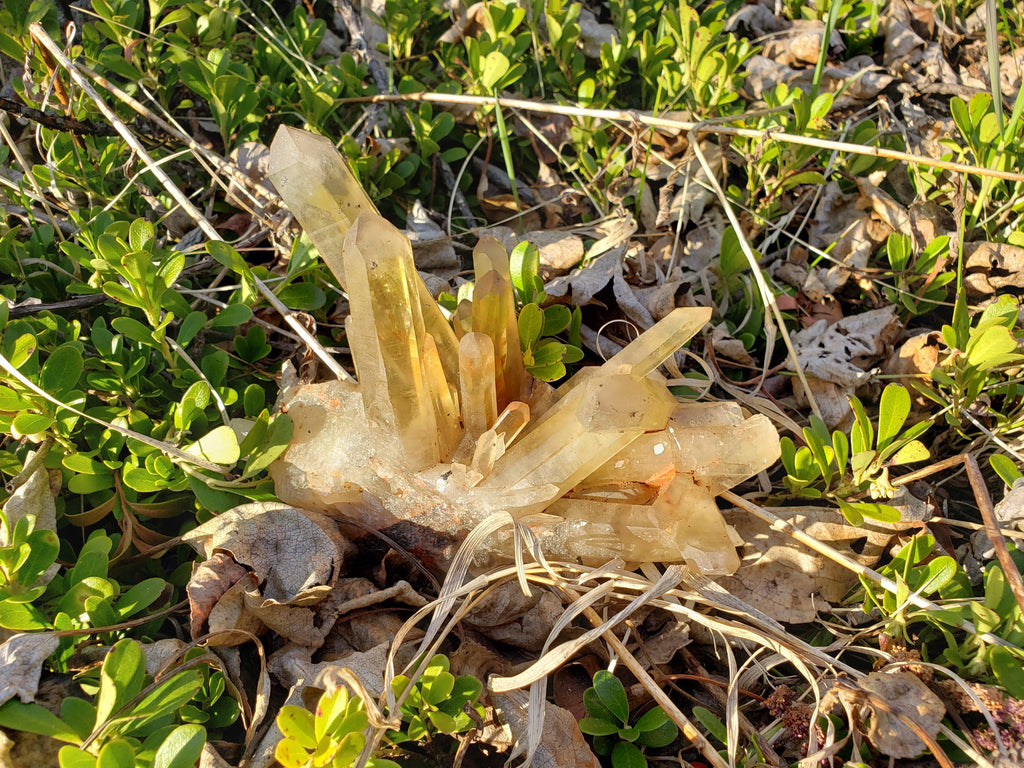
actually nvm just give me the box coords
[0,510,58,609]
[276,686,398,768]
[578,670,678,768]
[780,384,931,524]
[387,654,485,743]
[915,294,1024,437]
[881,233,955,318]
[0,639,218,768]
[509,241,583,381]
[858,534,1024,698]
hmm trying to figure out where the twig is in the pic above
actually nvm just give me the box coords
[0,95,116,136]
[893,452,1024,619]
[963,454,1024,621]
[335,92,1024,184]
[28,22,353,383]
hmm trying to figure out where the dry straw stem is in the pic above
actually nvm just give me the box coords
[27,22,353,383]
[338,93,1024,184]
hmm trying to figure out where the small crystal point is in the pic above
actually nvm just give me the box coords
[471,237,526,408]
[267,126,378,286]
[483,373,677,512]
[459,332,499,442]
[603,306,712,376]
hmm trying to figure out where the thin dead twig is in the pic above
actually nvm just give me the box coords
[336,92,1024,184]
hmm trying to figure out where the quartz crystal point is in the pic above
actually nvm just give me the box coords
[267,126,377,284]
[582,402,782,494]
[457,333,498,453]
[480,373,678,514]
[342,213,461,469]
[471,237,525,408]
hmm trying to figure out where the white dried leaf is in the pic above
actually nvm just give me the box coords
[0,632,59,706]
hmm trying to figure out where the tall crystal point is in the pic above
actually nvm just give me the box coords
[342,212,460,469]
[267,126,378,286]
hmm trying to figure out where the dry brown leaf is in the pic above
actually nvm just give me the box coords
[883,1,928,71]
[545,246,623,306]
[492,690,602,768]
[964,241,1024,296]
[885,329,943,385]
[476,590,564,651]
[187,552,251,638]
[140,638,187,677]
[743,56,893,101]
[762,19,843,67]
[789,306,902,427]
[803,181,891,302]
[856,670,945,758]
[711,324,756,366]
[641,620,691,665]
[726,2,790,37]
[241,581,326,648]
[407,200,458,271]
[182,502,354,604]
[206,576,266,644]
[439,1,486,44]
[199,742,234,768]
[0,633,59,706]
[718,506,908,623]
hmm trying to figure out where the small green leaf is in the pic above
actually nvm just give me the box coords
[991,646,1024,698]
[479,50,511,90]
[509,241,540,300]
[541,304,571,336]
[890,440,930,466]
[11,412,55,436]
[153,724,206,768]
[990,454,1024,486]
[115,577,166,618]
[58,746,96,768]
[518,303,544,350]
[96,739,135,768]
[185,425,240,465]
[95,639,146,726]
[177,311,208,347]
[277,706,316,750]
[692,705,727,745]
[610,740,647,768]
[592,670,629,725]
[0,701,82,744]
[877,384,911,451]
[578,717,619,736]
[40,345,83,394]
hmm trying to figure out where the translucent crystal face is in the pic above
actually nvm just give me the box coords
[267,126,780,572]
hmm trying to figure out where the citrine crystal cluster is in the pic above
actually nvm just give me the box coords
[266,127,780,573]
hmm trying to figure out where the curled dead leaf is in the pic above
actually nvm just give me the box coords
[181,502,355,605]
[852,670,945,759]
